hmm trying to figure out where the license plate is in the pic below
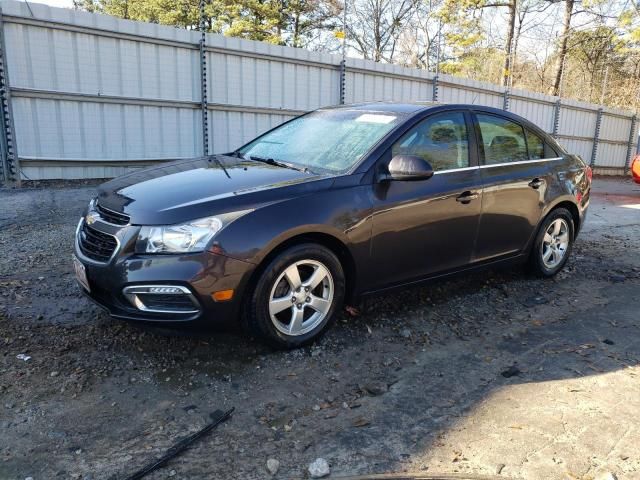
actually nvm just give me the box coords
[72,255,90,292]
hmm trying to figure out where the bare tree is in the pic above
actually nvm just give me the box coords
[346,0,418,62]
[501,0,517,86]
[393,0,443,69]
[549,0,574,95]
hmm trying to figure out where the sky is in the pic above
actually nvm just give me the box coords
[28,0,73,8]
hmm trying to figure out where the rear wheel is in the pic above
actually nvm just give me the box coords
[529,208,574,277]
[244,243,345,349]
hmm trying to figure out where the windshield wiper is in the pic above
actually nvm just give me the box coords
[247,155,310,173]
[209,154,230,179]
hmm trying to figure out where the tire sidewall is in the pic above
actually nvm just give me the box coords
[531,208,574,277]
[247,243,345,348]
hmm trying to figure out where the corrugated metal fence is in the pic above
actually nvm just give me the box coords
[0,0,637,181]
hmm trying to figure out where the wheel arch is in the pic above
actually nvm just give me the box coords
[544,199,581,234]
[243,231,358,305]
[527,198,580,254]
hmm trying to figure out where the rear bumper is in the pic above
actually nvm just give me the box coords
[75,247,255,325]
[576,188,590,236]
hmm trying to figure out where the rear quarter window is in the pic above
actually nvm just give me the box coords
[545,142,561,158]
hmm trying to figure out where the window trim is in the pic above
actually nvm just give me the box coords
[432,156,564,174]
[478,156,563,169]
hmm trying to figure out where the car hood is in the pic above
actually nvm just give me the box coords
[97,156,334,225]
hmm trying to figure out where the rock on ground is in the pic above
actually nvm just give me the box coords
[266,458,280,476]
[308,458,330,478]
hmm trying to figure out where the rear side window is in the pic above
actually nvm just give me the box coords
[476,114,528,165]
[526,129,544,160]
[391,111,469,172]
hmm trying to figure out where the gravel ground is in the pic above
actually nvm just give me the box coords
[1,176,639,480]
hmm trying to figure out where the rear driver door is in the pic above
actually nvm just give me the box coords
[472,112,557,262]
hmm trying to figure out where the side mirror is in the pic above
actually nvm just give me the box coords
[385,155,434,181]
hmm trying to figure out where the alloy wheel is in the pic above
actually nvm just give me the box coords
[268,259,334,336]
[541,218,570,269]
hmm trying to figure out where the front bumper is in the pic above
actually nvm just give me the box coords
[74,219,255,325]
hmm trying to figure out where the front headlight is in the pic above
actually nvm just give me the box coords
[136,210,251,253]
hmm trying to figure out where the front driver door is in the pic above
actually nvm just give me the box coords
[367,110,483,291]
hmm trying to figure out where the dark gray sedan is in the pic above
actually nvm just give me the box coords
[73,103,591,348]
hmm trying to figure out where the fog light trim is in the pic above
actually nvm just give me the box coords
[122,285,201,314]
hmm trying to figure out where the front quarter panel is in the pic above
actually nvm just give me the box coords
[211,174,373,290]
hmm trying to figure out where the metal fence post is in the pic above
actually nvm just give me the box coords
[199,0,209,156]
[432,75,439,102]
[339,59,346,105]
[552,99,561,139]
[624,114,637,173]
[502,88,510,111]
[339,0,346,105]
[0,6,20,185]
[589,107,603,167]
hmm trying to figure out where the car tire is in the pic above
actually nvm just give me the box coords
[243,243,345,349]
[529,207,575,277]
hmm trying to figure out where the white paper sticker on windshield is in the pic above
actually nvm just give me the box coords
[355,114,396,124]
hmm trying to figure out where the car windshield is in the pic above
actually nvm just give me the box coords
[238,109,401,173]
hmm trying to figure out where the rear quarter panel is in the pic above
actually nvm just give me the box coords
[535,154,589,242]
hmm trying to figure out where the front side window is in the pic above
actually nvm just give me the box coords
[239,109,401,174]
[526,129,544,160]
[477,114,528,165]
[391,112,469,171]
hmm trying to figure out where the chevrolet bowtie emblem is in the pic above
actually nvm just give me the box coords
[85,211,99,225]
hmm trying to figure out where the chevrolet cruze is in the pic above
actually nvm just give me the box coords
[73,103,591,348]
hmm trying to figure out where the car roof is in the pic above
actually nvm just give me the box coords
[325,102,429,114]
[324,102,522,117]
[326,102,550,132]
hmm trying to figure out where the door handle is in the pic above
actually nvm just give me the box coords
[528,178,543,189]
[456,191,479,204]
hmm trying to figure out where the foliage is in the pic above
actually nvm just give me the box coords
[74,0,340,46]
[73,0,640,111]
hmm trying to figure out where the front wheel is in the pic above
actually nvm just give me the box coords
[243,243,345,349]
[529,208,574,277]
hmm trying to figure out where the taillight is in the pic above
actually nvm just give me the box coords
[585,165,593,183]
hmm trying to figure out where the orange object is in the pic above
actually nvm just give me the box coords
[212,289,234,302]
[632,155,640,184]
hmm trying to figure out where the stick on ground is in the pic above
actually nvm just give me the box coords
[123,407,235,480]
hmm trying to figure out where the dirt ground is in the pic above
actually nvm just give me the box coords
[1,176,639,480]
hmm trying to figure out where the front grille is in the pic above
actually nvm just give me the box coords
[135,293,198,312]
[96,203,130,226]
[78,222,118,262]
